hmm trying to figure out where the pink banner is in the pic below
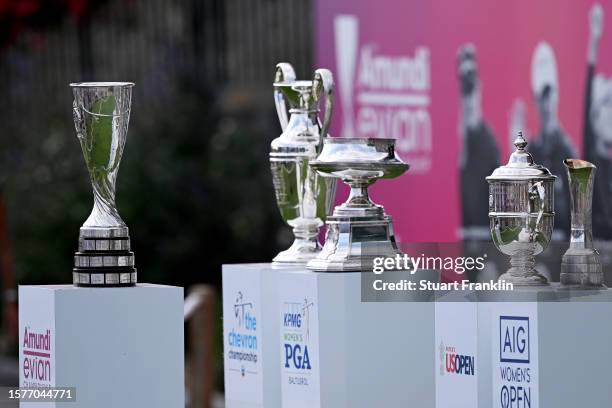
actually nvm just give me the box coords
[316,1,612,242]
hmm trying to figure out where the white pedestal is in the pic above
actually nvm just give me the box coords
[222,263,436,408]
[222,264,283,408]
[283,270,435,408]
[477,287,612,408]
[224,264,612,407]
[434,296,479,408]
[19,284,184,408]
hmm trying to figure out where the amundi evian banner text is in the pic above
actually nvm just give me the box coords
[316,0,612,242]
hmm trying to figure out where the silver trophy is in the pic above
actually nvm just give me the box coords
[270,63,336,265]
[306,138,409,272]
[560,159,605,288]
[486,132,555,286]
[71,82,136,287]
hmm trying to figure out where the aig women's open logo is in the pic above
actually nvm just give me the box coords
[498,316,533,408]
[500,316,530,363]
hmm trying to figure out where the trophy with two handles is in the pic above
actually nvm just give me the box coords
[269,64,336,265]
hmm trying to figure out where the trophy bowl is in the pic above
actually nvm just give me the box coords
[487,133,555,286]
[307,137,409,272]
[311,137,408,179]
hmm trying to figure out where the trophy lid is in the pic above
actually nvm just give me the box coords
[486,132,555,181]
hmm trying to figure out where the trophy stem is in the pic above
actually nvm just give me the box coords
[83,172,125,228]
[346,181,373,207]
[499,253,548,286]
[332,179,384,218]
[292,222,320,241]
[272,222,322,265]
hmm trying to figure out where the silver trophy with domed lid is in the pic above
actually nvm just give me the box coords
[71,82,136,287]
[486,132,556,286]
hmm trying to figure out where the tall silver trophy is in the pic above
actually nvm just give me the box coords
[487,133,555,286]
[71,82,136,287]
[270,63,336,265]
[560,159,605,288]
[307,138,409,272]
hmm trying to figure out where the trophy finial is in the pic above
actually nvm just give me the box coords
[514,131,527,151]
[504,131,535,167]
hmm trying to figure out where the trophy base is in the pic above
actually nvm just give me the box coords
[498,269,549,286]
[560,251,605,288]
[498,252,550,286]
[74,226,137,287]
[73,266,137,287]
[307,215,400,272]
[272,237,322,266]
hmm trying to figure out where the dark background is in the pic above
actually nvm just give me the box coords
[0,0,314,390]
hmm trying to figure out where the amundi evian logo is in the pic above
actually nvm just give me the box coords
[334,15,433,173]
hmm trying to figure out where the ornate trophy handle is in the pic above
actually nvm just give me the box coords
[274,62,296,131]
[312,68,334,138]
[528,181,545,234]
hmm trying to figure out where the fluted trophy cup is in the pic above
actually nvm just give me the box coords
[560,159,605,288]
[270,63,336,265]
[71,82,136,287]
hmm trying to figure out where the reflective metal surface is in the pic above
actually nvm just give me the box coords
[307,138,409,272]
[270,63,336,265]
[560,159,605,288]
[71,82,136,286]
[487,132,556,286]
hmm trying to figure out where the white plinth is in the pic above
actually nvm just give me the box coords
[222,263,437,408]
[222,264,283,408]
[19,284,184,408]
[477,288,612,408]
[224,265,612,408]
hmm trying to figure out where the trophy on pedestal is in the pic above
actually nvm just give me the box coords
[306,137,409,272]
[560,159,605,288]
[486,132,555,286]
[71,82,136,287]
[270,63,336,265]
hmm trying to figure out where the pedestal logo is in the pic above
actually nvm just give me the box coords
[492,304,539,408]
[22,326,53,387]
[222,268,264,404]
[227,291,258,377]
[279,273,320,408]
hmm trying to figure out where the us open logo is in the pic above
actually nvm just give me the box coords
[439,341,475,376]
[500,316,530,364]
